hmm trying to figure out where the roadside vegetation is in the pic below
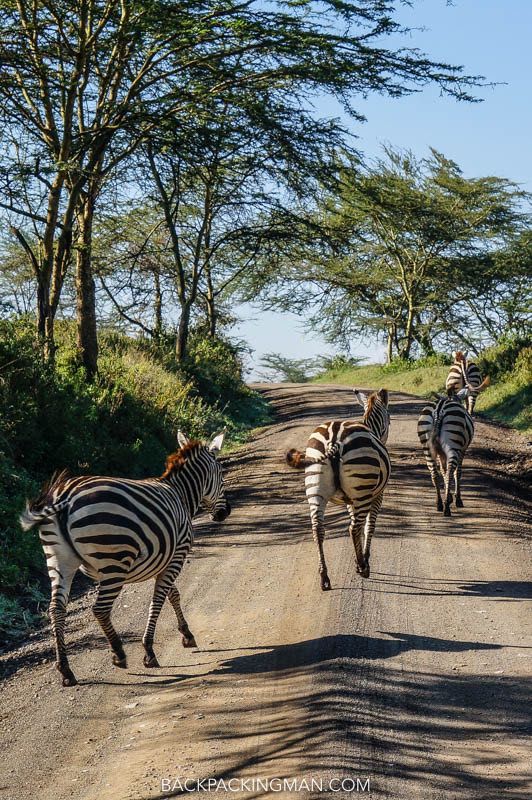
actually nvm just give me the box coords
[314,338,532,434]
[0,319,268,645]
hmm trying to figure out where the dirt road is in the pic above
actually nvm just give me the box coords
[1,384,531,800]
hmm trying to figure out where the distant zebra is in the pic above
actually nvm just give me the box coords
[20,432,230,686]
[446,350,490,415]
[417,391,474,516]
[287,389,391,590]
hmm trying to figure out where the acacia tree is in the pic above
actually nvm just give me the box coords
[139,85,351,360]
[0,0,484,374]
[91,204,174,339]
[255,148,529,360]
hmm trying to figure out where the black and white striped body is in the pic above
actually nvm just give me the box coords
[446,352,485,415]
[20,433,229,686]
[417,396,474,516]
[287,389,391,590]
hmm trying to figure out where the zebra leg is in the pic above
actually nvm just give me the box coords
[443,456,457,517]
[426,456,444,512]
[362,494,384,575]
[43,541,80,687]
[143,553,188,667]
[309,503,331,591]
[349,507,369,578]
[167,585,197,648]
[306,461,335,591]
[455,456,464,508]
[467,395,476,416]
[92,577,128,669]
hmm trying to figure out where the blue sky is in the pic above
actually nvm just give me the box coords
[235,0,532,377]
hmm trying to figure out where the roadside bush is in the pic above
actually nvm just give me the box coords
[477,334,532,381]
[0,319,268,644]
[381,353,451,374]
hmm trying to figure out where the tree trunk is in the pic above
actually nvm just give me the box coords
[75,192,98,379]
[153,269,163,341]
[35,276,57,365]
[176,302,191,361]
[403,302,415,360]
[417,331,435,357]
[206,286,216,338]
[386,326,394,363]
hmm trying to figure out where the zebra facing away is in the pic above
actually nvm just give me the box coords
[286,389,391,590]
[20,431,230,687]
[417,390,474,517]
[446,350,490,415]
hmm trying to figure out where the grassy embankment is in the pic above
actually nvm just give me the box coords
[0,319,270,645]
[315,345,532,435]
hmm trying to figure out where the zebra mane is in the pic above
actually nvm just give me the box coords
[363,390,387,422]
[161,441,203,478]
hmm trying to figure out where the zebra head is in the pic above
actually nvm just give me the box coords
[176,430,231,522]
[353,388,391,443]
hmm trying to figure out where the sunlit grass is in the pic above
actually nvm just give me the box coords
[315,357,531,435]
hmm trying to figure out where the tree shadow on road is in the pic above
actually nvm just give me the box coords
[141,632,531,800]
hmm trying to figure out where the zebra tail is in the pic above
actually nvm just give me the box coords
[469,375,490,392]
[19,498,70,531]
[286,449,311,469]
[19,468,71,531]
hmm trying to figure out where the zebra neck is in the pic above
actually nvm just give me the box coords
[166,471,202,518]
[364,418,383,439]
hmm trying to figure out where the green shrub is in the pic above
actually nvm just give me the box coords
[477,334,532,381]
[0,319,268,643]
[319,354,365,373]
[381,352,451,374]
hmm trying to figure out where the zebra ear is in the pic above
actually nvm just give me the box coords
[177,430,190,448]
[353,389,368,408]
[463,350,468,360]
[456,387,469,400]
[208,431,225,454]
[377,388,389,406]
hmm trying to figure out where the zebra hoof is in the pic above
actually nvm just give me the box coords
[320,574,331,591]
[443,507,452,517]
[143,654,160,668]
[455,497,464,508]
[112,654,128,669]
[360,565,370,578]
[59,666,78,687]
[182,635,197,648]
[437,503,443,512]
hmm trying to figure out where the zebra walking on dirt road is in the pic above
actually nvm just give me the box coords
[287,388,391,590]
[417,392,474,516]
[446,351,490,415]
[20,432,230,686]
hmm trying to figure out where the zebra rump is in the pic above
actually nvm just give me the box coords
[288,388,391,590]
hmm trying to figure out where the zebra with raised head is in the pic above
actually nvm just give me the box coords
[446,350,490,415]
[287,388,391,590]
[417,390,474,516]
[20,431,230,686]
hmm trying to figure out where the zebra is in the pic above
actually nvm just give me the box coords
[286,388,391,590]
[19,431,230,686]
[417,390,474,516]
[446,350,490,415]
